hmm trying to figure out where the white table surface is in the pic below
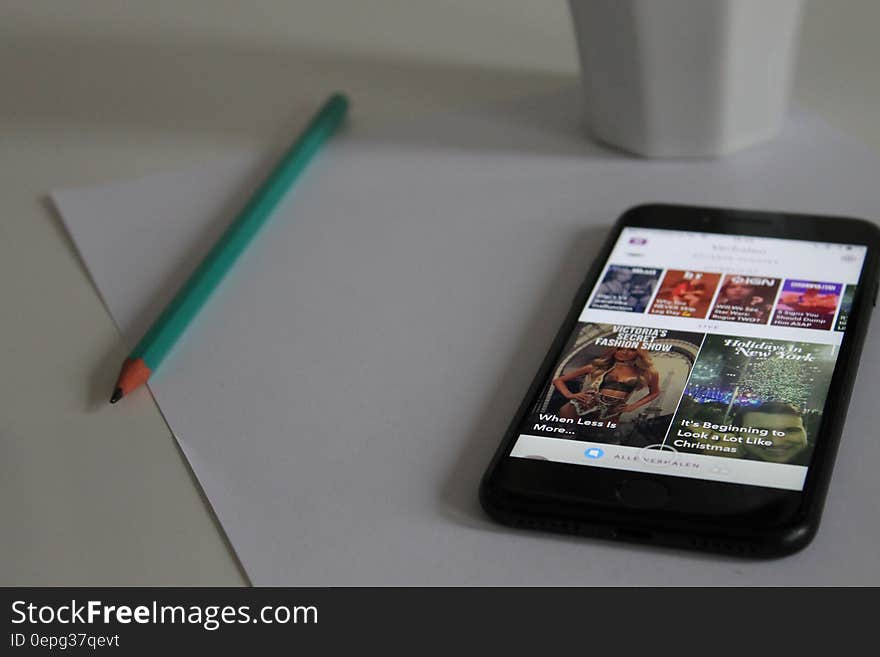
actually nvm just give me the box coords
[2,0,879,586]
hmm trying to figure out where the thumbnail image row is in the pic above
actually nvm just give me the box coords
[590,265,855,331]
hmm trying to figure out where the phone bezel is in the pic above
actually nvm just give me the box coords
[480,204,880,556]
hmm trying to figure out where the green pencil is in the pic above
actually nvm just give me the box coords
[110,93,350,403]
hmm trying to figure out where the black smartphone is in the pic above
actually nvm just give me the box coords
[480,204,880,557]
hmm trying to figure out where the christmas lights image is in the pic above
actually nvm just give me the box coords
[669,334,837,464]
[519,322,703,447]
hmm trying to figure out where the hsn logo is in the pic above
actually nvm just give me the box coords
[584,447,605,460]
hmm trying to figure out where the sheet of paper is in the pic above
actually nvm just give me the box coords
[53,95,880,585]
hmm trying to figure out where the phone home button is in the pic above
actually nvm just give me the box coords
[616,479,669,509]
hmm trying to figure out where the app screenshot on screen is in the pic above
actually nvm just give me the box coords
[510,228,867,491]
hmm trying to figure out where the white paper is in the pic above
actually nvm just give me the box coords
[53,94,880,585]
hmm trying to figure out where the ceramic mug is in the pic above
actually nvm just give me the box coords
[570,0,804,157]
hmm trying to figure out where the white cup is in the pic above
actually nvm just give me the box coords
[569,0,804,158]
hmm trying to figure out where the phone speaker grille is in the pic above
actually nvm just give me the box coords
[507,516,602,537]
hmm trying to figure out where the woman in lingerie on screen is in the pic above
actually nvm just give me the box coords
[552,346,661,422]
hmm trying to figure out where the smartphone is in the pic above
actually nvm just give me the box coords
[480,204,880,557]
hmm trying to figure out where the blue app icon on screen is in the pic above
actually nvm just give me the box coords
[584,447,604,460]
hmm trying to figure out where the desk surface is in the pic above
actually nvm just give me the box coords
[3,0,879,585]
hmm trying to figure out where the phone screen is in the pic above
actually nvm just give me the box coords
[509,227,868,491]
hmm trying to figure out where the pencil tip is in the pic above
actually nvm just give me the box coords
[109,387,123,404]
